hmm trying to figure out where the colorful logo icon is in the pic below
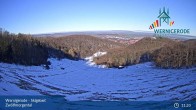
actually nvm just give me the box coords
[149,7,174,30]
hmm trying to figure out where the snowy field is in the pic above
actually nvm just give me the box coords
[0,58,195,101]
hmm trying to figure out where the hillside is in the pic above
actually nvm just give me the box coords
[94,37,196,68]
[0,29,195,69]
[0,31,49,66]
[94,37,178,68]
[153,39,196,68]
[0,29,125,66]
[38,35,125,59]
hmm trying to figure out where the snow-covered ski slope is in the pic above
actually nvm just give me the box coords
[0,58,195,101]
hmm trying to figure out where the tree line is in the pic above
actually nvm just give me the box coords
[0,28,195,69]
[0,28,49,66]
[153,39,196,68]
[38,35,124,59]
[94,37,196,68]
[0,29,124,66]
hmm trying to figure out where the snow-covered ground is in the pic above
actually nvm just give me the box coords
[0,58,195,101]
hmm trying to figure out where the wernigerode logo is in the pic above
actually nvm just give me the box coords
[149,7,190,35]
[149,7,174,29]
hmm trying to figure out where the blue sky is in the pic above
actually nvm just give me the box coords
[0,0,195,36]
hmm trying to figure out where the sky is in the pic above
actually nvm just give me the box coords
[0,0,196,36]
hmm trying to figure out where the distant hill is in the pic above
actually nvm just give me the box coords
[32,30,153,38]
[32,30,196,40]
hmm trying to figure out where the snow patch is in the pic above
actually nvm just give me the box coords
[85,51,107,68]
